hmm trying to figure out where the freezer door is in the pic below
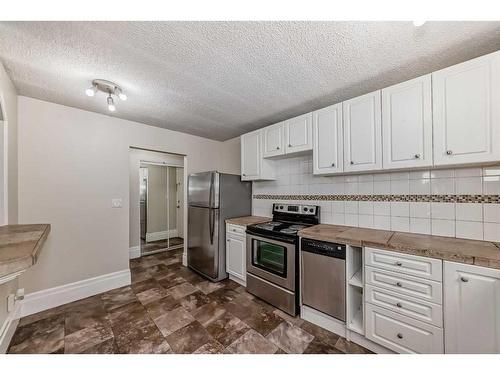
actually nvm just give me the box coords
[188,171,219,208]
[187,205,220,279]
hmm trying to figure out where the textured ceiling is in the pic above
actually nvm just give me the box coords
[1,21,500,141]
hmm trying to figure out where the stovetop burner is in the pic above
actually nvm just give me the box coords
[246,203,320,241]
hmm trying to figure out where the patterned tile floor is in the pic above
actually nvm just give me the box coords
[8,249,372,354]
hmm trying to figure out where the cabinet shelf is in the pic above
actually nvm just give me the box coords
[349,307,364,335]
[349,269,363,288]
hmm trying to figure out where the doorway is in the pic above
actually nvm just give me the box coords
[139,162,184,256]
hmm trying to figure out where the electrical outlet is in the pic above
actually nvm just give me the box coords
[111,198,123,208]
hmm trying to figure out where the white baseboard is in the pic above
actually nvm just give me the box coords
[145,229,178,242]
[0,302,21,353]
[21,269,131,318]
[129,246,141,259]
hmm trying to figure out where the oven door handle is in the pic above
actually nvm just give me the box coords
[245,231,296,244]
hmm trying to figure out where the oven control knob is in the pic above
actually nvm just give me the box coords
[303,207,308,212]
[309,208,314,213]
[280,206,283,209]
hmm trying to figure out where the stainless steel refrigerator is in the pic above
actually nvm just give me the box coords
[187,171,252,282]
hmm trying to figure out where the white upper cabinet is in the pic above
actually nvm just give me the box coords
[241,130,275,181]
[262,122,285,158]
[241,130,260,180]
[382,75,433,169]
[444,261,500,354]
[433,51,500,166]
[313,104,343,175]
[343,90,383,172]
[284,113,313,154]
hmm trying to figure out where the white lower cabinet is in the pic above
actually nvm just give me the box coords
[443,261,500,354]
[226,225,246,286]
[364,248,444,353]
[365,304,444,354]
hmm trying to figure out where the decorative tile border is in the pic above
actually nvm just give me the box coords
[253,194,500,204]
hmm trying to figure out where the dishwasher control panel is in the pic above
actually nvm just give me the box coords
[301,238,346,259]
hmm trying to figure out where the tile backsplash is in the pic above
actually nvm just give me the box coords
[252,154,500,242]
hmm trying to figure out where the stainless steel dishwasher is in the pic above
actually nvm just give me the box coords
[301,238,346,321]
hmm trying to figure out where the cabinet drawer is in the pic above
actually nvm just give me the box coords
[226,224,246,235]
[365,266,442,304]
[365,303,444,354]
[365,285,442,327]
[365,247,442,281]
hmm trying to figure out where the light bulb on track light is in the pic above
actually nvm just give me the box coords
[107,95,116,112]
[413,21,426,27]
[85,86,97,97]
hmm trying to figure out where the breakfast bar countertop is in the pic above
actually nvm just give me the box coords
[0,224,51,280]
[299,224,500,270]
[225,216,270,227]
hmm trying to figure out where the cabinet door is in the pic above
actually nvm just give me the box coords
[433,51,500,165]
[284,113,313,154]
[313,104,344,175]
[444,261,500,353]
[262,122,285,158]
[382,75,433,169]
[240,130,261,180]
[343,91,383,172]
[226,234,246,280]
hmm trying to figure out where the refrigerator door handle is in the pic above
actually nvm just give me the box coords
[209,207,215,245]
[209,172,214,208]
[208,172,215,244]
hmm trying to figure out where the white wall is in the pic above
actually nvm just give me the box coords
[218,136,241,175]
[0,62,18,224]
[18,96,233,294]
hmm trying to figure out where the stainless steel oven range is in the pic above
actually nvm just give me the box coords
[245,203,320,316]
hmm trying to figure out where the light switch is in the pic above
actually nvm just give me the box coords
[112,198,123,208]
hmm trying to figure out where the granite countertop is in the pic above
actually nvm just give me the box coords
[225,216,270,227]
[0,224,51,280]
[299,224,500,270]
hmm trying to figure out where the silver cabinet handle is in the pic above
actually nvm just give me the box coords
[397,333,403,339]
[396,282,403,287]
[395,261,403,266]
[414,154,421,159]
[461,276,469,282]
[446,150,453,155]
[226,239,230,242]
[242,173,246,176]
[331,163,335,167]
[288,144,292,147]
[276,146,280,150]
[396,302,402,308]
[350,161,354,165]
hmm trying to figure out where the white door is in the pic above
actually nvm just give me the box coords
[382,75,433,169]
[262,122,285,158]
[343,91,383,172]
[226,234,246,280]
[284,113,313,154]
[240,130,261,180]
[433,51,500,165]
[313,104,343,175]
[176,168,184,238]
[444,261,500,353]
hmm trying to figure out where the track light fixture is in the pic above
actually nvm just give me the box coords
[85,79,127,112]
